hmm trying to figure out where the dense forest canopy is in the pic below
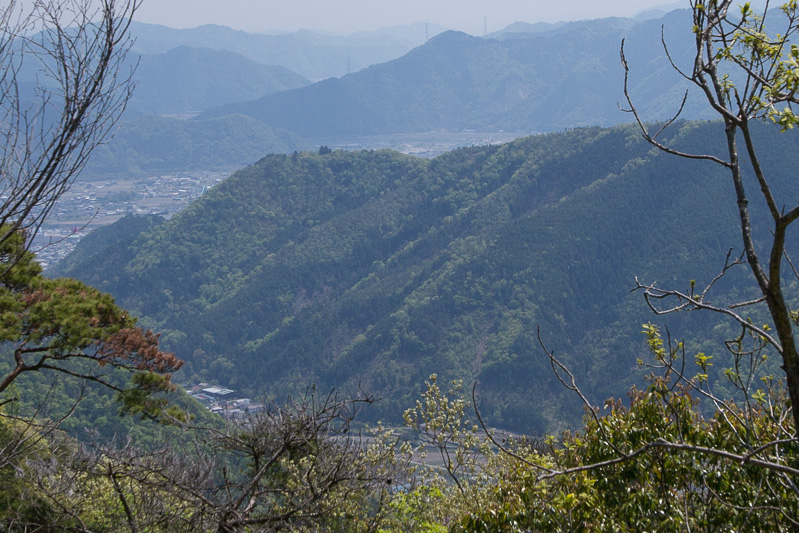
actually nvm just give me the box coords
[54,120,798,434]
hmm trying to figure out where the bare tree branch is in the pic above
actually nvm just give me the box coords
[0,0,139,258]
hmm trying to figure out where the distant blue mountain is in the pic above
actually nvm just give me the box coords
[127,46,311,116]
[127,21,445,80]
[198,10,712,137]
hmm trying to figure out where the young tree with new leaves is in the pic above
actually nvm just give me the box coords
[621,0,799,429]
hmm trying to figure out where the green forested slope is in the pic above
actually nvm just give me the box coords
[83,114,309,177]
[55,121,798,433]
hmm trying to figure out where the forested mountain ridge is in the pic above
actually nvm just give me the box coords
[199,10,713,137]
[79,45,311,176]
[54,121,799,433]
[14,37,312,178]
[84,114,309,177]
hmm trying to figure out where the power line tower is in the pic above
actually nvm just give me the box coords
[484,16,487,36]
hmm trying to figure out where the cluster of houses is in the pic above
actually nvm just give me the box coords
[34,172,227,269]
[188,383,265,420]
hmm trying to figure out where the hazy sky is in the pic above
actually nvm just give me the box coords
[133,0,683,35]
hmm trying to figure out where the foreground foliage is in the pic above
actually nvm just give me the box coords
[4,358,798,531]
[392,332,799,531]
[1,389,410,532]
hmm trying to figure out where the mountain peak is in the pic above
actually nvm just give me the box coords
[425,30,478,45]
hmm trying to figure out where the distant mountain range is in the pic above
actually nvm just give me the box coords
[77,21,449,176]
[54,121,798,434]
[198,9,711,138]
[128,21,445,80]
[126,46,311,116]
[84,9,720,177]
